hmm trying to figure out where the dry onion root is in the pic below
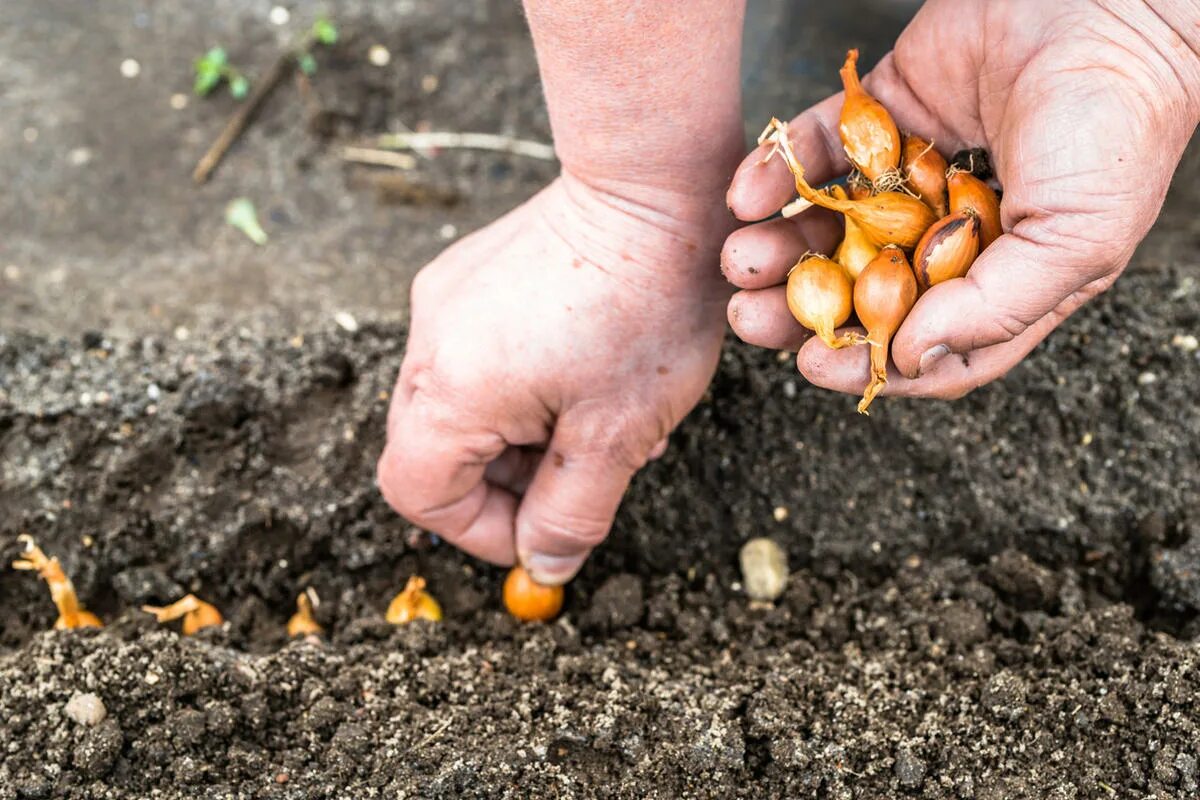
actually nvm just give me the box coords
[854,246,918,414]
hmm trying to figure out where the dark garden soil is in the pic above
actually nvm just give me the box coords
[4,264,1200,798]
[5,0,1200,798]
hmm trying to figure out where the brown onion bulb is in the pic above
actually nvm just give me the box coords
[838,49,902,188]
[948,169,1002,249]
[764,118,936,250]
[830,186,879,281]
[912,209,980,292]
[853,246,917,414]
[901,134,949,217]
[786,254,858,350]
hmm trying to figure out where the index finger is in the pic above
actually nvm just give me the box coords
[377,393,518,566]
[727,94,847,222]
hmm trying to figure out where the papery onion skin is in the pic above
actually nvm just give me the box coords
[912,209,980,292]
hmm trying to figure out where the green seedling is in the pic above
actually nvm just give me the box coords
[225,198,268,245]
[194,47,250,99]
[297,17,338,75]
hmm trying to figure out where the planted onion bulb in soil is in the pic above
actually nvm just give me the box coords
[786,254,860,349]
[11,536,103,630]
[503,565,564,622]
[912,209,981,292]
[901,134,949,217]
[948,168,1002,249]
[830,185,880,280]
[761,118,936,250]
[143,594,223,636]
[854,245,918,414]
[386,576,443,624]
[838,49,901,190]
[287,589,323,637]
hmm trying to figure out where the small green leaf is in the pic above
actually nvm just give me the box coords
[193,64,222,96]
[202,46,228,69]
[297,53,318,76]
[225,198,268,246]
[228,74,250,99]
[312,18,338,46]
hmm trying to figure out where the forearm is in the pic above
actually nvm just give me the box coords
[524,0,747,212]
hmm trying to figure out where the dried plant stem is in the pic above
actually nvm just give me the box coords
[193,53,293,183]
[365,131,556,160]
[341,147,419,170]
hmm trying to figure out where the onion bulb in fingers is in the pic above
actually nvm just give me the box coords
[901,134,949,217]
[786,255,859,350]
[764,118,936,250]
[912,209,980,292]
[948,169,1002,249]
[830,186,880,280]
[853,246,917,414]
[838,49,901,189]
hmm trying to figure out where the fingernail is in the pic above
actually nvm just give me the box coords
[918,345,950,376]
[523,552,586,585]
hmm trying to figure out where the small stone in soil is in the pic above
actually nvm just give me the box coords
[739,538,788,602]
[64,692,107,727]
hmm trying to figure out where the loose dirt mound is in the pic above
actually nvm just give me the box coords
[3,267,1200,797]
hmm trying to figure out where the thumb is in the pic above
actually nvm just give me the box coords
[515,420,648,585]
[892,225,1115,379]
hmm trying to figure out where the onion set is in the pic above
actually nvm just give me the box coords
[762,48,1003,413]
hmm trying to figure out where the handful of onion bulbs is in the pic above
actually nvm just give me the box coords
[766,49,1002,414]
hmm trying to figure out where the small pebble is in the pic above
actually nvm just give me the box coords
[269,5,290,25]
[739,537,788,602]
[173,326,190,341]
[1137,371,1158,386]
[64,693,107,727]
[68,147,92,166]
[421,74,439,92]
[772,506,789,522]
[368,44,391,67]
[333,311,359,333]
[894,746,927,789]
[23,127,39,144]
[3,265,20,281]
[439,223,458,240]
[169,93,189,110]
[1172,333,1199,352]
[1080,431,1093,446]
[120,58,141,78]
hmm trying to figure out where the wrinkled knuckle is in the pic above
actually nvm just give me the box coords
[530,507,611,550]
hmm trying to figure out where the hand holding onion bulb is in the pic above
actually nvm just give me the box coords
[763,48,1003,413]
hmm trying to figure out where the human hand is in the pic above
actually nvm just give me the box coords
[377,176,731,584]
[724,0,1200,400]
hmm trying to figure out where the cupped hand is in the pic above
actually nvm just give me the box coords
[378,176,731,584]
[724,0,1200,400]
